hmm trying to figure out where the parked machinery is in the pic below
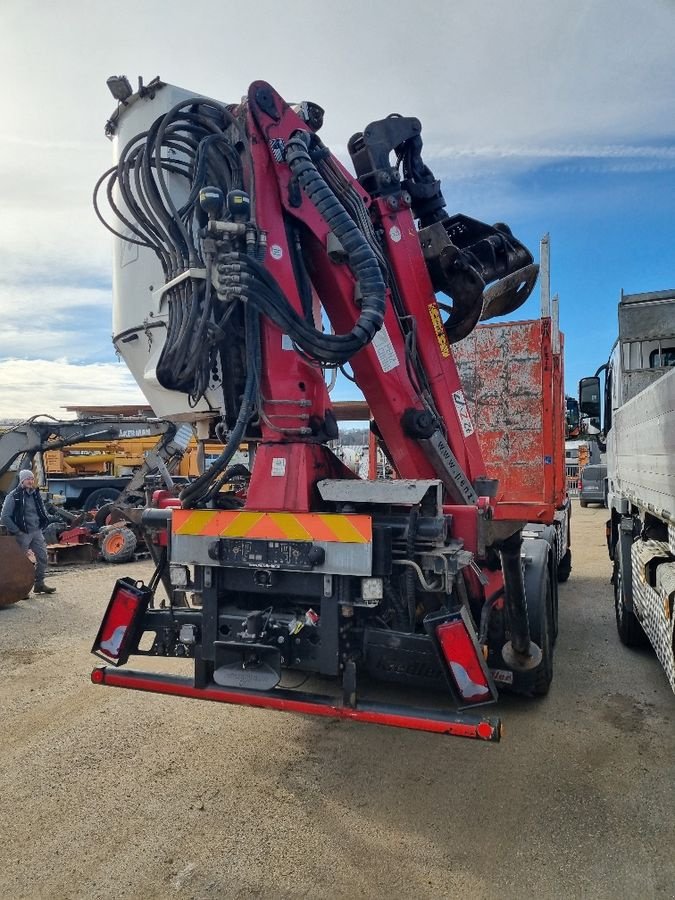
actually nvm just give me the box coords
[0,417,189,597]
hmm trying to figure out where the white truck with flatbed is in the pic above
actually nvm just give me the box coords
[580,289,675,691]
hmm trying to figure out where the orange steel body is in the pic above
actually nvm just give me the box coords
[453,317,565,524]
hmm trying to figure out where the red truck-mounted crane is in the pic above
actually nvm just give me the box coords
[91,77,566,741]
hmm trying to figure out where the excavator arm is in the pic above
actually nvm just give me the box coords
[0,417,174,495]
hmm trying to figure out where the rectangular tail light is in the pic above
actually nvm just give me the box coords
[425,608,497,706]
[92,578,152,667]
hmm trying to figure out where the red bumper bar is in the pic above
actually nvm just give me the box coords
[91,666,502,742]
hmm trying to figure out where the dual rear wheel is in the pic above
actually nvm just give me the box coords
[613,544,646,647]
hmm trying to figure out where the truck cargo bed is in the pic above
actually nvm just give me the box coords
[454,317,565,522]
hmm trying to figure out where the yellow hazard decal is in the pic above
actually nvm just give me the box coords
[172,510,372,543]
[428,304,451,358]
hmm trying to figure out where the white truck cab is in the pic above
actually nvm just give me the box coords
[580,289,675,691]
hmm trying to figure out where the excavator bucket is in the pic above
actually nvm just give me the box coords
[0,534,35,607]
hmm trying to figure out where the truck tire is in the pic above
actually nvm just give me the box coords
[100,527,137,563]
[557,548,572,583]
[613,549,646,648]
[579,499,588,508]
[524,539,554,696]
[85,487,121,512]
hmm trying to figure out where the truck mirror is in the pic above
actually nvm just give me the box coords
[579,376,601,417]
[565,397,580,432]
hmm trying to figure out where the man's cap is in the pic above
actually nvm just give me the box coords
[19,470,34,484]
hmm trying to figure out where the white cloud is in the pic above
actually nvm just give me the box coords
[0,358,146,419]
[0,282,113,362]
[0,326,95,361]
[429,143,675,163]
[0,283,110,319]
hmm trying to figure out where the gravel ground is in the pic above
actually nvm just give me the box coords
[1,501,673,899]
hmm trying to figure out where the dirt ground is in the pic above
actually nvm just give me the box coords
[1,501,673,899]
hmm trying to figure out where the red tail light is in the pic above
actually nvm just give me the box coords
[426,608,497,705]
[436,620,492,703]
[92,578,151,667]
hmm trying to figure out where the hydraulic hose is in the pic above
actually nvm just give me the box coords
[179,304,261,507]
[95,99,245,407]
[284,131,385,348]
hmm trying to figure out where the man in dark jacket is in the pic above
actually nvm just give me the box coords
[1,469,56,594]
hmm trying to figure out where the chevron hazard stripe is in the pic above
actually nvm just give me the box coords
[172,510,372,543]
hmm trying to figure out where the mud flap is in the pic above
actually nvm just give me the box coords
[502,538,554,696]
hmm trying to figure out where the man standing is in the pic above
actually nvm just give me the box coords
[1,470,56,594]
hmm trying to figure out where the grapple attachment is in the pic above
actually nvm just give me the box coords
[419,215,539,343]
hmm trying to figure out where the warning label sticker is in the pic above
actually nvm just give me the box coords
[428,304,451,358]
[271,457,287,477]
[371,326,399,373]
[269,138,285,162]
[452,390,475,437]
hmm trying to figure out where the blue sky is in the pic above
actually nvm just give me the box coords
[0,0,674,418]
[457,149,675,390]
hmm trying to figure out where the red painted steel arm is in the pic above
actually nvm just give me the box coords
[243,82,487,503]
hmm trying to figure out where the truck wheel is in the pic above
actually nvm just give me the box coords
[100,527,137,563]
[579,499,588,508]
[557,548,572,583]
[524,539,554,696]
[85,487,121,512]
[613,552,646,648]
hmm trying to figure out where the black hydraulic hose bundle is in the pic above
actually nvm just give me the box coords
[316,151,442,432]
[94,99,243,406]
[95,102,388,504]
[218,252,379,366]
[284,131,385,354]
[180,303,261,507]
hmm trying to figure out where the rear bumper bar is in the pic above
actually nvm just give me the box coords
[91,666,502,742]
